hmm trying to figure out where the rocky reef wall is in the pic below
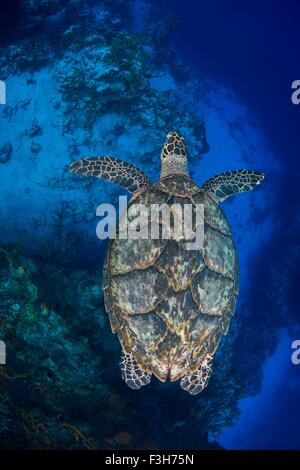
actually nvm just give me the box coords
[0,0,291,450]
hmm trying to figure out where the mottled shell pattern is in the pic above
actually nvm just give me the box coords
[103,174,238,383]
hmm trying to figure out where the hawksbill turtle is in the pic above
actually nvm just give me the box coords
[69,131,264,395]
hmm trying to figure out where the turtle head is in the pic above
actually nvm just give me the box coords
[160,131,189,178]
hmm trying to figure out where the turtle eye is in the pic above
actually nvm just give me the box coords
[162,147,168,159]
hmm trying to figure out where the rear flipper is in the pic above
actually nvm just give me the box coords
[180,354,213,395]
[120,352,152,390]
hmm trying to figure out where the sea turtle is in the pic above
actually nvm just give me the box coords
[69,131,264,395]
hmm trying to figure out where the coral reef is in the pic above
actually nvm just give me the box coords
[0,0,285,451]
[0,40,54,78]
[0,244,245,449]
[54,31,151,129]
[53,26,207,164]
[0,0,213,267]
[0,142,12,164]
[30,141,42,156]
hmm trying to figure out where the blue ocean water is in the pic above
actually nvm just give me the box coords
[0,0,299,450]
[171,0,300,449]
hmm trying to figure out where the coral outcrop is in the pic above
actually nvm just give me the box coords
[0,142,12,164]
[0,244,244,449]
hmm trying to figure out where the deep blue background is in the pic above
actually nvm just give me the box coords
[171,0,300,449]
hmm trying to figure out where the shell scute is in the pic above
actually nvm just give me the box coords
[110,267,168,315]
[125,312,168,350]
[150,331,182,381]
[202,225,235,280]
[191,267,235,315]
[155,289,198,343]
[192,191,231,236]
[155,174,201,197]
[110,237,165,275]
[188,312,219,346]
[156,240,205,292]
[118,324,151,369]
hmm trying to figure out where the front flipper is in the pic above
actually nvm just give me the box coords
[120,352,152,390]
[69,156,152,194]
[180,354,213,395]
[201,169,264,203]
